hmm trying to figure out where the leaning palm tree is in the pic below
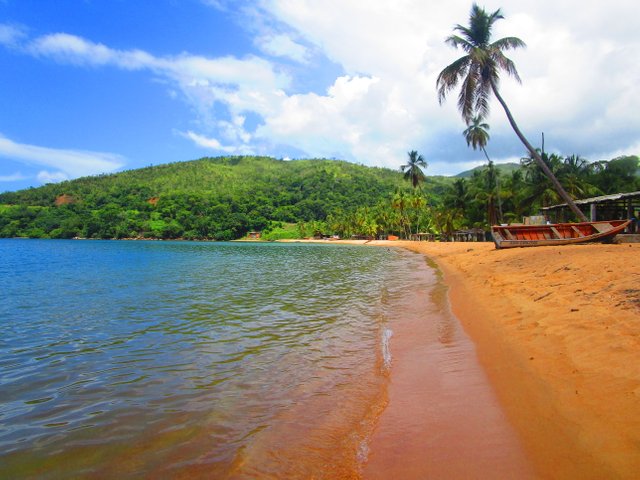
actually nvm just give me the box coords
[436,3,587,221]
[400,150,428,189]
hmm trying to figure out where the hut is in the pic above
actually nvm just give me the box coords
[451,228,487,242]
[409,232,436,242]
[542,191,640,234]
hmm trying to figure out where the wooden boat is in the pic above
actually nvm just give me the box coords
[491,220,631,249]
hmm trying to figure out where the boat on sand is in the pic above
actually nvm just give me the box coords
[491,220,631,249]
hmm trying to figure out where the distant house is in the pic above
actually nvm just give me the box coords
[247,231,261,239]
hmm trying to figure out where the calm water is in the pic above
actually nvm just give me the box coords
[0,239,428,479]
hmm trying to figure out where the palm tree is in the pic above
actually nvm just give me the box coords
[520,151,564,210]
[560,154,599,199]
[445,178,469,214]
[463,116,491,162]
[436,3,587,221]
[400,150,428,189]
[477,160,502,225]
[391,189,411,238]
[409,193,426,235]
[463,116,503,222]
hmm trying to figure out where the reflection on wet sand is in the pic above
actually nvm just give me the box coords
[363,253,536,479]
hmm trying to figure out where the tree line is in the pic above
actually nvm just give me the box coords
[0,152,636,241]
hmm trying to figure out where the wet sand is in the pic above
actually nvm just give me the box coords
[362,256,535,479]
[365,240,640,479]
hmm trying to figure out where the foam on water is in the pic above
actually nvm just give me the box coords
[381,328,394,372]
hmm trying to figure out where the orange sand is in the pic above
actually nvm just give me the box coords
[364,240,640,479]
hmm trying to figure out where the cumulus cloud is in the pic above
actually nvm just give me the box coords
[3,1,639,175]
[253,0,640,170]
[0,134,125,182]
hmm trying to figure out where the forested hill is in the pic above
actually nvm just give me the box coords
[0,156,451,240]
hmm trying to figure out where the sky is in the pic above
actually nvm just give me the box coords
[1,0,639,193]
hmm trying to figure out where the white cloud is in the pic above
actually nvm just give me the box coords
[247,0,640,172]
[19,31,290,134]
[0,172,27,182]
[256,33,309,63]
[0,134,125,181]
[180,130,254,155]
[0,23,26,47]
[4,1,640,177]
[28,33,158,70]
[37,170,68,184]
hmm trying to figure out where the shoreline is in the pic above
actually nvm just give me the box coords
[5,237,638,476]
[361,247,536,479]
[361,240,640,478]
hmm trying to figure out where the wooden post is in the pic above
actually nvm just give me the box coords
[590,203,597,221]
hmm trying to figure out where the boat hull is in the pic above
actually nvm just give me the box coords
[491,220,631,249]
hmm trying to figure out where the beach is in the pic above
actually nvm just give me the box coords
[361,240,640,478]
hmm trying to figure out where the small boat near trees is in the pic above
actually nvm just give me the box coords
[491,220,631,249]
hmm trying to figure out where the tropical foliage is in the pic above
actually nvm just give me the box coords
[0,156,450,240]
[0,154,636,241]
[445,154,639,228]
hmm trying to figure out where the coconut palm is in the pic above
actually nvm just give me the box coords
[391,189,411,238]
[520,151,564,210]
[463,116,491,162]
[463,116,503,223]
[477,160,502,225]
[436,3,587,221]
[400,150,428,189]
[560,155,599,198]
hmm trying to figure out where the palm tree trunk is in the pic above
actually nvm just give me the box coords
[489,79,588,222]
[482,147,503,223]
[481,146,491,163]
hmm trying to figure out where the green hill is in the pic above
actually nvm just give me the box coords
[0,156,452,240]
[455,162,520,178]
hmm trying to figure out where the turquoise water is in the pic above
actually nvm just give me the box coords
[0,239,427,478]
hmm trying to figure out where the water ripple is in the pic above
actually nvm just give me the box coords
[0,240,413,477]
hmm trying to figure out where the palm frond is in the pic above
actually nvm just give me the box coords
[473,69,493,119]
[445,34,473,51]
[436,56,470,104]
[486,8,505,24]
[452,23,479,46]
[492,52,522,82]
[491,36,526,51]
[458,69,479,122]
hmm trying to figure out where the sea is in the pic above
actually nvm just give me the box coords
[0,239,437,479]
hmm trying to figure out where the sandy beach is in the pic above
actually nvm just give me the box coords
[355,240,640,479]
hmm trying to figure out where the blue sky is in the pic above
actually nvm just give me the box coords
[1,0,639,193]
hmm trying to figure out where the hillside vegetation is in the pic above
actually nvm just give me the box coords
[1,154,637,240]
[0,156,451,240]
